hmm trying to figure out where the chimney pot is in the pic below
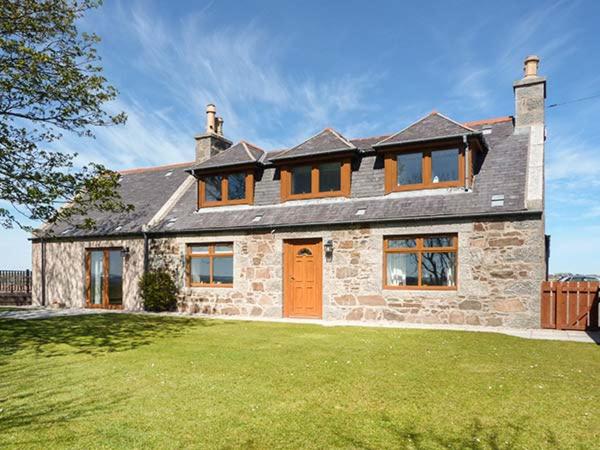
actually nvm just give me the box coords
[216,117,224,136]
[206,103,217,133]
[523,55,540,78]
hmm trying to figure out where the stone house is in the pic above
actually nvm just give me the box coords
[31,56,548,328]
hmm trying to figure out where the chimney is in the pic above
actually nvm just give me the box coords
[513,55,546,210]
[206,104,216,133]
[195,104,232,162]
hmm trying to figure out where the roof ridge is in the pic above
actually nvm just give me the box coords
[463,116,513,127]
[118,161,194,175]
[240,140,266,156]
[240,141,255,161]
[326,128,356,149]
[435,111,476,132]
[272,128,329,159]
[350,133,391,143]
[375,111,476,146]
[375,113,433,146]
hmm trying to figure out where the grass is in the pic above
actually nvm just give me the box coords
[0,314,599,449]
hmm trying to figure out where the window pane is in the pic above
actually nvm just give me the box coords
[386,253,418,286]
[424,236,454,248]
[397,152,422,185]
[431,149,459,183]
[227,173,246,200]
[89,251,103,305]
[190,245,209,254]
[291,165,311,195]
[215,244,233,253]
[213,256,233,284]
[108,250,123,305]
[318,162,341,192]
[191,257,210,284]
[204,176,222,202]
[387,238,416,249]
[421,252,456,287]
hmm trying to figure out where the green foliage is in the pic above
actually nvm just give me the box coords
[0,0,132,231]
[139,270,178,312]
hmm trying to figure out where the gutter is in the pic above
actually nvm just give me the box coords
[142,226,149,275]
[372,132,484,149]
[40,237,46,307]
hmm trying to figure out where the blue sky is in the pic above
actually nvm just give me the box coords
[1,0,599,273]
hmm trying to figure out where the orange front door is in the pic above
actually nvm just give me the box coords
[283,239,322,318]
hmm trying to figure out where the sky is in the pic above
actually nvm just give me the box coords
[1,0,599,273]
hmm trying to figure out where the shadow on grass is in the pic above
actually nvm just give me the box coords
[0,313,221,359]
[0,384,129,447]
[337,415,561,450]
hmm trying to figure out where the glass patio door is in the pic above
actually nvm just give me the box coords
[86,248,123,309]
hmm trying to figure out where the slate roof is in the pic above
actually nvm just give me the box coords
[268,128,357,161]
[375,112,477,147]
[153,119,532,234]
[42,114,537,239]
[189,141,265,171]
[43,163,194,238]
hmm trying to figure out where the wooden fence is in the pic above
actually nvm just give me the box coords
[541,281,599,331]
[0,270,31,293]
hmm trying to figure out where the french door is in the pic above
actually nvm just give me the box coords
[85,248,123,309]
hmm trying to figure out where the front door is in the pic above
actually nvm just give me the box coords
[283,239,322,318]
[85,248,123,309]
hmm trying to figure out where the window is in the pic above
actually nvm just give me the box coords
[384,235,457,290]
[198,171,254,207]
[85,248,123,309]
[281,159,351,200]
[187,243,234,287]
[385,145,465,192]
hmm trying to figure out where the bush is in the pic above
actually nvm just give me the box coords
[139,270,178,312]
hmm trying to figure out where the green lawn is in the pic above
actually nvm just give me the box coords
[0,315,598,449]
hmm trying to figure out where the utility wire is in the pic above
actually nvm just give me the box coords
[547,93,600,109]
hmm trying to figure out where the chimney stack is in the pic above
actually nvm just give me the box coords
[513,55,546,210]
[206,104,216,133]
[195,103,231,162]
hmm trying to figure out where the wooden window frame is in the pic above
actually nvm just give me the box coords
[280,158,351,201]
[383,234,458,291]
[85,247,124,309]
[198,169,254,208]
[384,141,466,193]
[186,243,234,288]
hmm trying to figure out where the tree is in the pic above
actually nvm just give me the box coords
[0,0,132,231]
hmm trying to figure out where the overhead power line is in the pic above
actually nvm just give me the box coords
[547,93,600,109]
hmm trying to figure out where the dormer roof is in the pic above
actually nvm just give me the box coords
[374,112,479,148]
[268,128,357,162]
[189,141,265,172]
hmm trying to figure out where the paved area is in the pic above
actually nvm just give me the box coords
[0,307,104,320]
[1,307,598,344]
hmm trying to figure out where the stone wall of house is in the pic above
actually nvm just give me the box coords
[149,215,545,328]
[31,238,144,310]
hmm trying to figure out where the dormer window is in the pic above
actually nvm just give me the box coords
[385,144,465,193]
[281,159,351,201]
[198,170,254,207]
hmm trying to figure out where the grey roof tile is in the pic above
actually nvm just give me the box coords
[269,128,356,161]
[44,163,193,238]
[376,112,477,147]
[47,114,535,239]
[190,141,265,171]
